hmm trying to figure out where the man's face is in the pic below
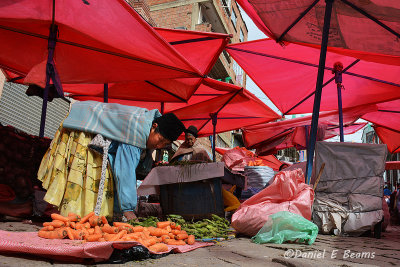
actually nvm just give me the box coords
[185,134,196,147]
[147,123,171,150]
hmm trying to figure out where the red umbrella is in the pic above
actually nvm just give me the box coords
[236,0,400,182]
[373,126,400,154]
[0,0,202,136]
[242,105,375,155]
[73,78,281,161]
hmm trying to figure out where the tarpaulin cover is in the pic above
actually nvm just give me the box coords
[373,126,400,154]
[242,105,375,151]
[312,141,386,235]
[0,0,201,86]
[0,230,213,262]
[231,169,314,236]
[64,29,230,102]
[220,147,283,172]
[236,0,400,56]
[226,39,400,115]
[74,78,281,136]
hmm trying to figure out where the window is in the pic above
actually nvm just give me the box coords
[232,59,244,85]
[240,28,244,42]
[221,0,231,16]
[231,9,237,28]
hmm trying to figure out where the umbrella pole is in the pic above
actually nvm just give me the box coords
[103,83,108,103]
[336,84,344,142]
[211,113,217,162]
[161,102,165,115]
[305,0,333,184]
[39,24,58,138]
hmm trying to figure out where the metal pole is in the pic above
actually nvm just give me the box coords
[211,113,217,162]
[306,0,334,184]
[39,24,58,138]
[103,83,108,103]
[336,86,344,142]
[161,102,165,115]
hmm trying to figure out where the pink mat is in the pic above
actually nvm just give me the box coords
[0,230,213,262]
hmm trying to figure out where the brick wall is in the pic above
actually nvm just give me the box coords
[150,4,193,30]
[126,0,157,26]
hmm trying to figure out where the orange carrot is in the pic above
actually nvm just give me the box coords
[88,228,95,235]
[57,228,68,239]
[149,228,169,237]
[102,224,118,234]
[51,213,70,223]
[75,223,83,230]
[132,226,144,232]
[86,234,102,242]
[67,212,80,222]
[84,222,91,229]
[170,222,176,229]
[171,230,181,235]
[41,225,55,231]
[110,230,127,241]
[79,211,95,224]
[175,225,181,230]
[101,216,108,225]
[187,235,195,245]
[94,226,102,235]
[38,230,61,239]
[104,233,116,241]
[156,221,171,229]
[66,227,74,240]
[70,222,76,229]
[161,235,170,242]
[175,233,188,240]
[165,226,172,232]
[98,237,106,242]
[165,239,186,246]
[72,229,83,240]
[168,233,175,239]
[113,222,134,230]
[50,220,65,228]
[142,237,158,247]
[43,222,51,227]
[148,243,169,253]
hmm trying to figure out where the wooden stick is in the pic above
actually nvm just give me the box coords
[313,163,325,191]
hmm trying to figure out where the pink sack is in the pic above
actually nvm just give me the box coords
[231,169,314,236]
[222,147,256,172]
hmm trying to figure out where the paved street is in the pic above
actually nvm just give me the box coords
[0,221,399,267]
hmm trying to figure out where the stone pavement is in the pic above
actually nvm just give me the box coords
[0,221,399,267]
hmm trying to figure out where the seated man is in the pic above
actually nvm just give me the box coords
[170,126,211,163]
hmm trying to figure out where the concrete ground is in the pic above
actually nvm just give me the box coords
[0,220,399,267]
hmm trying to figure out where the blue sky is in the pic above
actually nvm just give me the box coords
[240,10,365,143]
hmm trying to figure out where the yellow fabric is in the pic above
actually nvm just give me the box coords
[222,186,241,212]
[37,126,114,218]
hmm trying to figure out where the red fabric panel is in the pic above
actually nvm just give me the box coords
[172,89,280,137]
[385,161,400,170]
[236,0,400,56]
[374,126,400,154]
[0,230,213,262]
[0,0,201,86]
[227,39,400,114]
[155,28,229,74]
[324,123,367,139]
[243,105,375,148]
[362,99,400,132]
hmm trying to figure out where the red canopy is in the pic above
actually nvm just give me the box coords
[226,39,400,115]
[73,78,281,137]
[0,0,201,87]
[236,0,400,56]
[242,105,374,155]
[374,126,400,154]
[58,29,228,102]
[362,99,400,132]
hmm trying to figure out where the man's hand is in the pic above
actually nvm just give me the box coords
[123,211,138,222]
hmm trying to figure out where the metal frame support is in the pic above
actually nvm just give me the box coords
[211,113,218,162]
[334,65,344,141]
[104,83,108,103]
[306,0,334,184]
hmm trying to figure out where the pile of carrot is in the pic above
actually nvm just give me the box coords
[38,212,195,253]
[248,159,265,166]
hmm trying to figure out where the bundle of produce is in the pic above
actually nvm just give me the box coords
[129,214,231,240]
[37,212,195,253]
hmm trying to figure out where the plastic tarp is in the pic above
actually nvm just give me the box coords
[373,126,400,154]
[64,29,230,102]
[236,0,400,56]
[226,39,400,115]
[312,141,386,236]
[219,147,284,171]
[231,169,314,236]
[0,0,201,87]
[242,105,375,153]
